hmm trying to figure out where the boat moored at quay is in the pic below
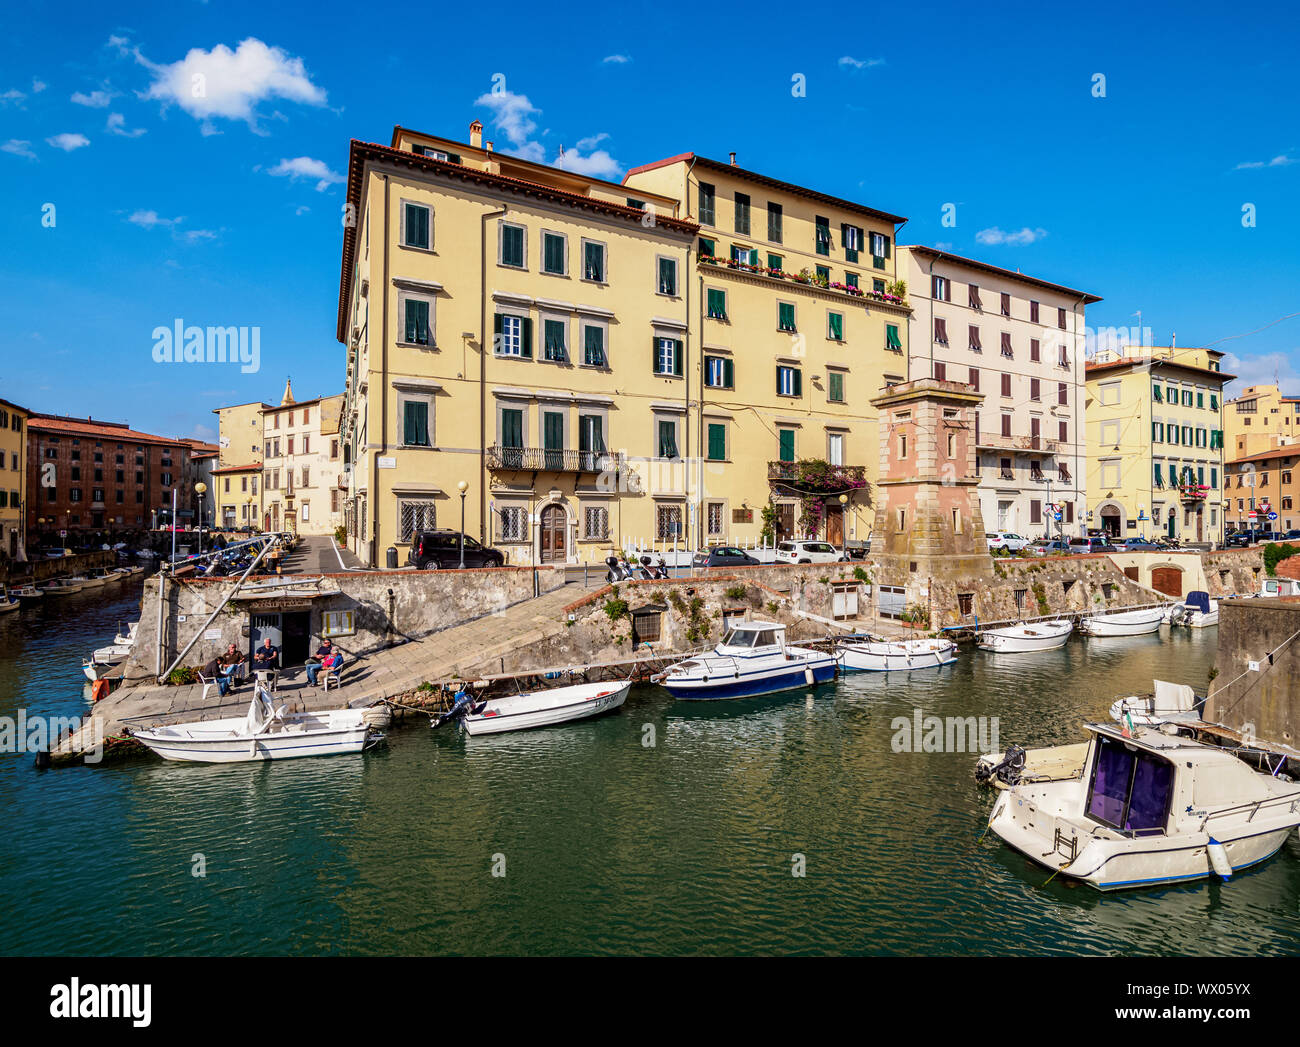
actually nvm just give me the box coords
[1078,606,1167,637]
[656,621,837,700]
[837,636,958,672]
[975,619,1073,653]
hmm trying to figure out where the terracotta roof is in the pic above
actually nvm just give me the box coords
[337,139,699,343]
[1085,356,1235,381]
[625,153,907,226]
[211,463,262,474]
[27,415,193,448]
[1227,445,1300,466]
[903,244,1101,303]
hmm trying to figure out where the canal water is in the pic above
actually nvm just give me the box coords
[3,583,1299,956]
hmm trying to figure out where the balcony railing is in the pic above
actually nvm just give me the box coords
[486,446,622,473]
[1179,483,1209,501]
[976,433,1063,454]
[767,461,867,487]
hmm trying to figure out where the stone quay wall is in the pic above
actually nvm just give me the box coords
[1206,597,1300,750]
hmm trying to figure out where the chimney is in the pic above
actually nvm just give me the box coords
[485,140,494,153]
[470,120,483,149]
[729,151,737,166]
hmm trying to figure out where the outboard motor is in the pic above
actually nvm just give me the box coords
[975,744,1027,786]
[432,689,474,729]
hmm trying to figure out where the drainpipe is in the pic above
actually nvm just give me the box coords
[481,205,507,546]
[371,174,391,567]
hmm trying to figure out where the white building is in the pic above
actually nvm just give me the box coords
[261,381,346,536]
[899,246,1100,537]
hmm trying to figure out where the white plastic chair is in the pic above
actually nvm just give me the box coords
[322,661,345,692]
[197,673,219,702]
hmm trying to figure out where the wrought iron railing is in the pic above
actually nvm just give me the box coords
[486,446,622,473]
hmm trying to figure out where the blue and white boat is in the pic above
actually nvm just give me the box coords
[657,621,837,700]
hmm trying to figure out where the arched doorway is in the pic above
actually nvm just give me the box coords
[1098,501,1123,538]
[539,504,567,563]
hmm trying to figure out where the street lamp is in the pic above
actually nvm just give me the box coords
[195,482,207,554]
[838,493,849,560]
[457,480,468,568]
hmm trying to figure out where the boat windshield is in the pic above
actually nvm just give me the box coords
[1085,735,1174,834]
[721,628,780,648]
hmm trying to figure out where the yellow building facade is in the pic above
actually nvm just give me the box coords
[1223,383,1300,458]
[337,124,911,566]
[261,384,345,536]
[1084,346,1231,543]
[0,398,29,561]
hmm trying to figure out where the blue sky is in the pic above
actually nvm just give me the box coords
[2,0,1298,442]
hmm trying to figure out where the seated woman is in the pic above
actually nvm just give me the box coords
[306,651,342,688]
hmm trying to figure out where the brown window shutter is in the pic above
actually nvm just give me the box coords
[935,318,947,342]
[1001,413,1012,437]
[1030,338,1040,361]
[969,367,979,390]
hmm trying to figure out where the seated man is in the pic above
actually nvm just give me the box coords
[306,650,342,688]
[201,654,232,697]
[251,638,280,675]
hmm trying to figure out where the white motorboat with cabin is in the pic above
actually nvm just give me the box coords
[1078,606,1166,637]
[976,619,1073,653]
[114,621,140,647]
[1109,678,1201,729]
[987,722,1300,890]
[83,641,132,681]
[40,578,84,596]
[0,589,19,614]
[1170,591,1218,628]
[11,584,43,603]
[129,685,382,763]
[838,636,958,672]
[439,678,633,735]
[656,621,837,700]
[975,741,1090,790]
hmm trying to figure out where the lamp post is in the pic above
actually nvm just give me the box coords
[838,493,849,560]
[457,480,468,569]
[195,482,207,554]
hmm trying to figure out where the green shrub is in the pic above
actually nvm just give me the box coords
[724,585,749,601]
[165,666,199,686]
[1263,543,1298,577]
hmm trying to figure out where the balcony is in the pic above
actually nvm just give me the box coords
[768,461,867,491]
[698,254,908,309]
[976,433,1063,454]
[486,446,622,473]
[1179,483,1209,502]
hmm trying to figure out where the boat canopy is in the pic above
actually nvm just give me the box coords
[1151,679,1197,716]
[1186,591,1211,614]
[720,621,785,648]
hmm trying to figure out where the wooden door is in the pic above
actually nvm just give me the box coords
[826,506,844,546]
[776,503,795,542]
[1152,567,1183,598]
[540,504,566,563]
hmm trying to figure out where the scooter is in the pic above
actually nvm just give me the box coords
[605,556,634,583]
[639,555,669,580]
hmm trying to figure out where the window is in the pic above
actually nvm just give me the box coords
[1029,338,1041,363]
[1000,457,1013,479]
[1000,292,1011,316]
[1001,413,1012,437]
[543,318,567,362]
[1152,383,1163,402]
[827,371,845,403]
[968,325,982,352]
[827,431,844,466]
[704,355,734,389]
[658,420,679,459]
[768,202,783,243]
[1059,344,1071,368]
[707,288,727,320]
[654,337,683,377]
[582,240,606,282]
[706,502,725,538]
[500,223,526,268]
[845,272,858,290]
[969,367,980,390]
[656,504,684,541]
[657,256,677,296]
[578,414,605,460]
[542,231,567,275]
[777,365,802,397]
[1058,307,1067,330]
[402,296,432,345]
[1030,378,1041,402]
[400,398,431,447]
[778,302,796,332]
[868,230,889,265]
[768,253,783,272]
[1059,421,1068,443]
[815,216,831,255]
[898,432,908,459]
[1029,300,1040,323]
[402,202,430,249]
[582,324,607,367]
[698,182,715,225]
[778,428,795,462]
[494,313,531,357]
[828,312,844,341]
[885,324,902,352]
[699,237,715,257]
[734,192,750,235]
[934,362,947,381]
[707,422,727,461]
[815,265,830,284]
[399,500,437,542]
[1000,373,1012,397]
[583,505,609,540]
[1000,332,1013,358]
[1058,382,1068,406]
[932,275,950,301]
[934,318,948,344]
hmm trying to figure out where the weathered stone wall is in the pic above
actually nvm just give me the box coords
[124,566,566,680]
[1,550,115,584]
[1200,548,1266,597]
[1206,597,1300,749]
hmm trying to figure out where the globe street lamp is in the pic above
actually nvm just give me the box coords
[457,480,469,569]
[838,493,849,561]
[195,482,207,554]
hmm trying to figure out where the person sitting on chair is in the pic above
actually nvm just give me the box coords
[201,654,232,697]
[252,638,280,674]
[306,649,342,688]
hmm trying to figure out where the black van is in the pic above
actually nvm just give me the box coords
[407,530,505,570]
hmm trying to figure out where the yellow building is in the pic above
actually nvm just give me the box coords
[0,398,29,561]
[1223,383,1300,458]
[213,400,268,469]
[212,463,261,531]
[261,382,345,535]
[336,124,910,566]
[1085,345,1232,543]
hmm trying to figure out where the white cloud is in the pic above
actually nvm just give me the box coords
[107,112,146,137]
[473,89,540,150]
[554,148,622,179]
[602,54,631,64]
[135,37,327,132]
[46,133,90,151]
[128,209,176,229]
[474,89,623,178]
[295,205,310,216]
[975,226,1048,246]
[1221,350,1298,393]
[127,210,217,242]
[32,78,46,93]
[71,89,113,108]
[267,155,343,191]
[839,55,885,70]
[575,132,609,151]
[1,139,37,159]
[1234,154,1297,170]
[0,88,26,106]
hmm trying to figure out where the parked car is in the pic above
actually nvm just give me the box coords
[1025,539,1071,556]
[774,540,846,564]
[986,531,1030,553]
[407,530,505,569]
[1283,529,1300,542]
[692,546,761,569]
[1069,536,1120,555]
[1224,531,1253,548]
[1116,537,1162,551]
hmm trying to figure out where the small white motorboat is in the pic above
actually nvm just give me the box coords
[76,572,107,589]
[975,741,1090,790]
[129,685,381,763]
[83,641,133,681]
[656,621,837,700]
[114,621,140,647]
[838,636,958,672]
[11,585,43,603]
[976,619,1073,653]
[1078,606,1166,637]
[442,679,633,736]
[40,578,84,596]
[1171,591,1218,628]
[0,589,19,614]
[987,722,1300,890]
[1109,678,1201,728]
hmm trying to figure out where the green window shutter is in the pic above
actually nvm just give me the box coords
[779,303,795,331]
[673,340,684,378]
[652,336,660,374]
[1211,468,1218,488]
[1154,463,1162,486]
[544,319,566,360]
[779,429,795,462]
[768,253,782,271]
[707,423,726,461]
[501,409,522,449]
[828,372,843,402]
[724,358,734,388]
[886,324,901,350]
[403,400,428,446]
[1153,385,1162,402]
[520,317,533,358]
[700,237,714,257]
[1152,421,1159,442]
[708,288,726,318]
[1211,394,1219,410]
[829,313,843,340]
[883,234,891,258]
[1197,392,1204,408]
[793,369,802,398]
[584,326,604,366]
[659,420,679,458]
[543,412,563,451]
[659,257,676,295]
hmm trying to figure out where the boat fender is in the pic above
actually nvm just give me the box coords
[34,750,51,770]
[1207,837,1233,879]
[804,667,815,686]
[91,679,110,703]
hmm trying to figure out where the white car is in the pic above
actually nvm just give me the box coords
[986,532,1030,552]
[775,540,846,564]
